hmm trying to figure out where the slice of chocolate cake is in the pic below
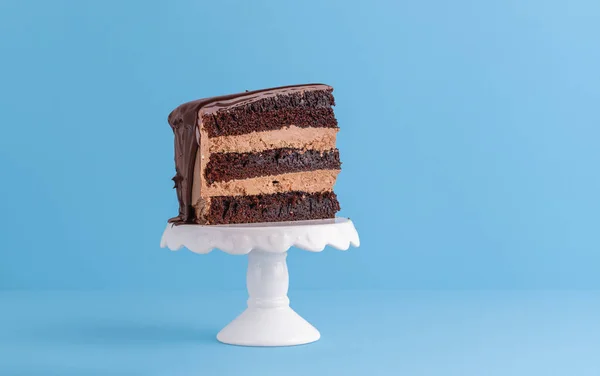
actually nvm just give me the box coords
[167,84,342,225]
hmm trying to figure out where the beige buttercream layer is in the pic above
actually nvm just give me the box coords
[208,126,338,153]
[202,169,339,197]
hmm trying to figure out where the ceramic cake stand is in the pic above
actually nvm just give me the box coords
[160,218,360,347]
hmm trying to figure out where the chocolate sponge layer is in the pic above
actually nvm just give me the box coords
[207,191,340,225]
[202,89,337,137]
[204,148,341,183]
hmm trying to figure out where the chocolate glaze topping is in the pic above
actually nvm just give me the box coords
[167,83,333,224]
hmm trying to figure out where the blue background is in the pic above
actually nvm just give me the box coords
[1,0,599,290]
[1,0,600,374]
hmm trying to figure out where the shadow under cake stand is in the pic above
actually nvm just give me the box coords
[160,217,360,347]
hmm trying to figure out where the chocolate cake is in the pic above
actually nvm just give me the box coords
[167,84,342,225]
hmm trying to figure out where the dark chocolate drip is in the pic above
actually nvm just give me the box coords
[167,83,333,224]
[167,122,197,223]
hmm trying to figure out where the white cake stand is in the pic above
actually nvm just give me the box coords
[160,217,360,347]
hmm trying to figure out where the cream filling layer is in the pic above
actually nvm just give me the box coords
[208,126,338,153]
[202,169,340,197]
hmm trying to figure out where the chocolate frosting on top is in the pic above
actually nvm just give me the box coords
[167,83,333,224]
[168,83,332,125]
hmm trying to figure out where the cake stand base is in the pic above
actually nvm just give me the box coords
[217,306,320,346]
[217,250,320,346]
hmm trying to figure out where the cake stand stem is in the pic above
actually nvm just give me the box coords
[216,250,320,346]
[247,251,290,309]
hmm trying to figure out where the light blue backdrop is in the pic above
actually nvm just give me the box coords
[1,0,599,290]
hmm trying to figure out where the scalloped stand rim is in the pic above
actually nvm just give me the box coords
[160,217,359,346]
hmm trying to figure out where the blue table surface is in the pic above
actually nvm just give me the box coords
[1,290,599,375]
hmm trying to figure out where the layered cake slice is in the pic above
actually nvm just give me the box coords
[167,84,342,225]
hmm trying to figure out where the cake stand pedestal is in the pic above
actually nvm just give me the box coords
[160,218,360,347]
